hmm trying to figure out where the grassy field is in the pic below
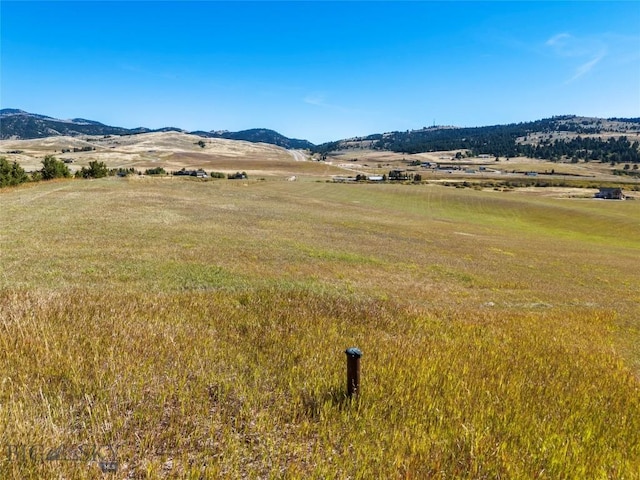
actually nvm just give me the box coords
[1,176,639,478]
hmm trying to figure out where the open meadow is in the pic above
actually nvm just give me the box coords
[1,176,639,478]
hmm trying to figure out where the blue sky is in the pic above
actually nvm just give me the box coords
[2,1,639,144]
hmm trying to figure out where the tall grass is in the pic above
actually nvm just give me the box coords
[1,289,638,478]
[1,178,639,477]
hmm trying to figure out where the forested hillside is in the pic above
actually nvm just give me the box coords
[313,116,640,163]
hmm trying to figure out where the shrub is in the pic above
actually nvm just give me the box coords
[0,157,29,187]
[145,167,167,176]
[111,167,137,177]
[40,155,71,180]
[76,161,108,179]
[228,171,248,180]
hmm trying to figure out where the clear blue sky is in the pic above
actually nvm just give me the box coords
[2,1,639,144]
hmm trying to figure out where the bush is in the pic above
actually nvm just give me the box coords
[40,155,71,180]
[0,157,29,187]
[210,171,226,179]
[110,167,137,177]
[76,161,108,179]
[228,171,248,180]
[145,167,167,176]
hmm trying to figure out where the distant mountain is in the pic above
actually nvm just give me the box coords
[200,128,315,150]
[0,109,149,139]
[4,110,638,161]
[0,109,315,149]
[1,108,25,115]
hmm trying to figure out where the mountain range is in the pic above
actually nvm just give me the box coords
[0,109,314,150]
[2,109,639,160]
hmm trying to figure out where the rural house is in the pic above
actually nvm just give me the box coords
[595,188,625,200]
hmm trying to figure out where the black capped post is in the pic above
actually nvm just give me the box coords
[345,347,362,398]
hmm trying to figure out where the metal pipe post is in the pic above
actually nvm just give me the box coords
[345,347,362,397]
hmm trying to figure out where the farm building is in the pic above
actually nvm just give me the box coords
[595,188,625,200]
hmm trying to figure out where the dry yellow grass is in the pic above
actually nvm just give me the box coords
[1,177,639,478]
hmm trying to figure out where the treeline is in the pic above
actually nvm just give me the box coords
[0,156,246,189]
[0,155,112,188]
[61,146,95,153]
